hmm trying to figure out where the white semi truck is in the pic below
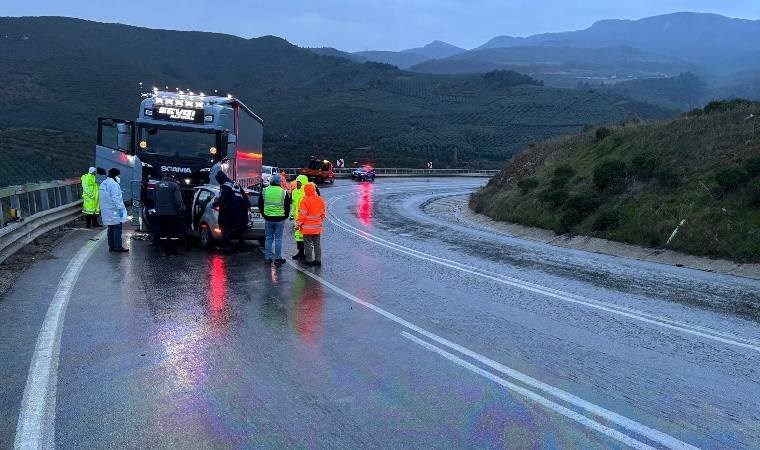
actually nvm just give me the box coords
[95,90,264,229]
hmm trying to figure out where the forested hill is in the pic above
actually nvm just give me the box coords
[471,100,760,262]
[0,17,671,184]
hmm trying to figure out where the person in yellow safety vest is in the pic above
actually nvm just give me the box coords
[81,166,101,228]
[257,173,291,265]
[290,174,309,260]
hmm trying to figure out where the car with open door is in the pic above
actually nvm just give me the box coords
[190,184,265,249]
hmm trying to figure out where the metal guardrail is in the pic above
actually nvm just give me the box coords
[281,168,498,178]
[0,179,83,264]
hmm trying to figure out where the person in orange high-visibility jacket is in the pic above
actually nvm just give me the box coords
[295,182,326,266]
[279,170,289,191]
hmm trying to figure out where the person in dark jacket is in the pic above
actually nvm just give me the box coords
[212,171,249,250]
[258,174,291,264]
[154,173,186,256]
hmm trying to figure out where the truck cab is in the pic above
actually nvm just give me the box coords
[298,158,335,184]
[95,91,264,230]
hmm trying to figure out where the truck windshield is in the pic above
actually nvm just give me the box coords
[138,127,217,160]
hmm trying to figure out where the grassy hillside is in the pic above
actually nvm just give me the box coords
[471,100,760,262]
[0,127,92,185]
[0,17,671,186]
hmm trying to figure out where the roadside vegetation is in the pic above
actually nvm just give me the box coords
[470,100,760,262]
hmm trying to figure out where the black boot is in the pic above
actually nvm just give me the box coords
[291,241,305,260]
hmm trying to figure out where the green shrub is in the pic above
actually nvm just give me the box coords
[517,177,539,194]
[748,178,760,207]
[556,209,585,234]
[554,192,599,234]
[592,209,624,231]
[593,160,629,191]
[538,188,568,208]
[631,152,660,178]
[550,165,576,188]
[745,156,760,178]
[655,166,681,188]
[715,167,749,192]
[565,192,600,215]
[553,165,576,180]
[595,127,611,141]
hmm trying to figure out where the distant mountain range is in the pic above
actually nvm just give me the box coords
[477,12,760,70]
[313,12,760,96]
[349,40,467,69]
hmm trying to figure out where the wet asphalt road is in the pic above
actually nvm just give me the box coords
[1,178,759,449]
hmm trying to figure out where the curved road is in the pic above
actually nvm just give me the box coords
[1,178,759,449]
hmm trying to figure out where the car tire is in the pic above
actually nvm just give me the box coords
[199,223,214,250]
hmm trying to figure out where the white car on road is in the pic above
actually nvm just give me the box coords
[261,165,279,186]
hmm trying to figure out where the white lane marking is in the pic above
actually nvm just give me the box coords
[14,230,105,450]
[400,331,656,450]
[287,261,700,450]
[326,192,760,353]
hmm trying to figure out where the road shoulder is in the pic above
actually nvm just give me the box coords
[424,195,760,280]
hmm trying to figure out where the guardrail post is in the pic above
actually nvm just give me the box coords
[40,188,50,211]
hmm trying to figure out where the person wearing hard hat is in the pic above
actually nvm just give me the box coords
[81,167,100,228]
[295,182,326,266]
[290,174,309,260]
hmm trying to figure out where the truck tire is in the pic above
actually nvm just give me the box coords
[317,176,324,184]
[199,223,215,250]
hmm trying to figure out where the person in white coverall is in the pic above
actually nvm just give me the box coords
[99,168,129,252]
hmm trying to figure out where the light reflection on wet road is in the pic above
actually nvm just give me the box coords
[1,178,759,449]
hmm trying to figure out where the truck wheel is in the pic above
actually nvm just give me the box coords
[328,178,334,184]
[199,223,214,250]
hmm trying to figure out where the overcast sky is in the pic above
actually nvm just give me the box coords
[4,0,760,52]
